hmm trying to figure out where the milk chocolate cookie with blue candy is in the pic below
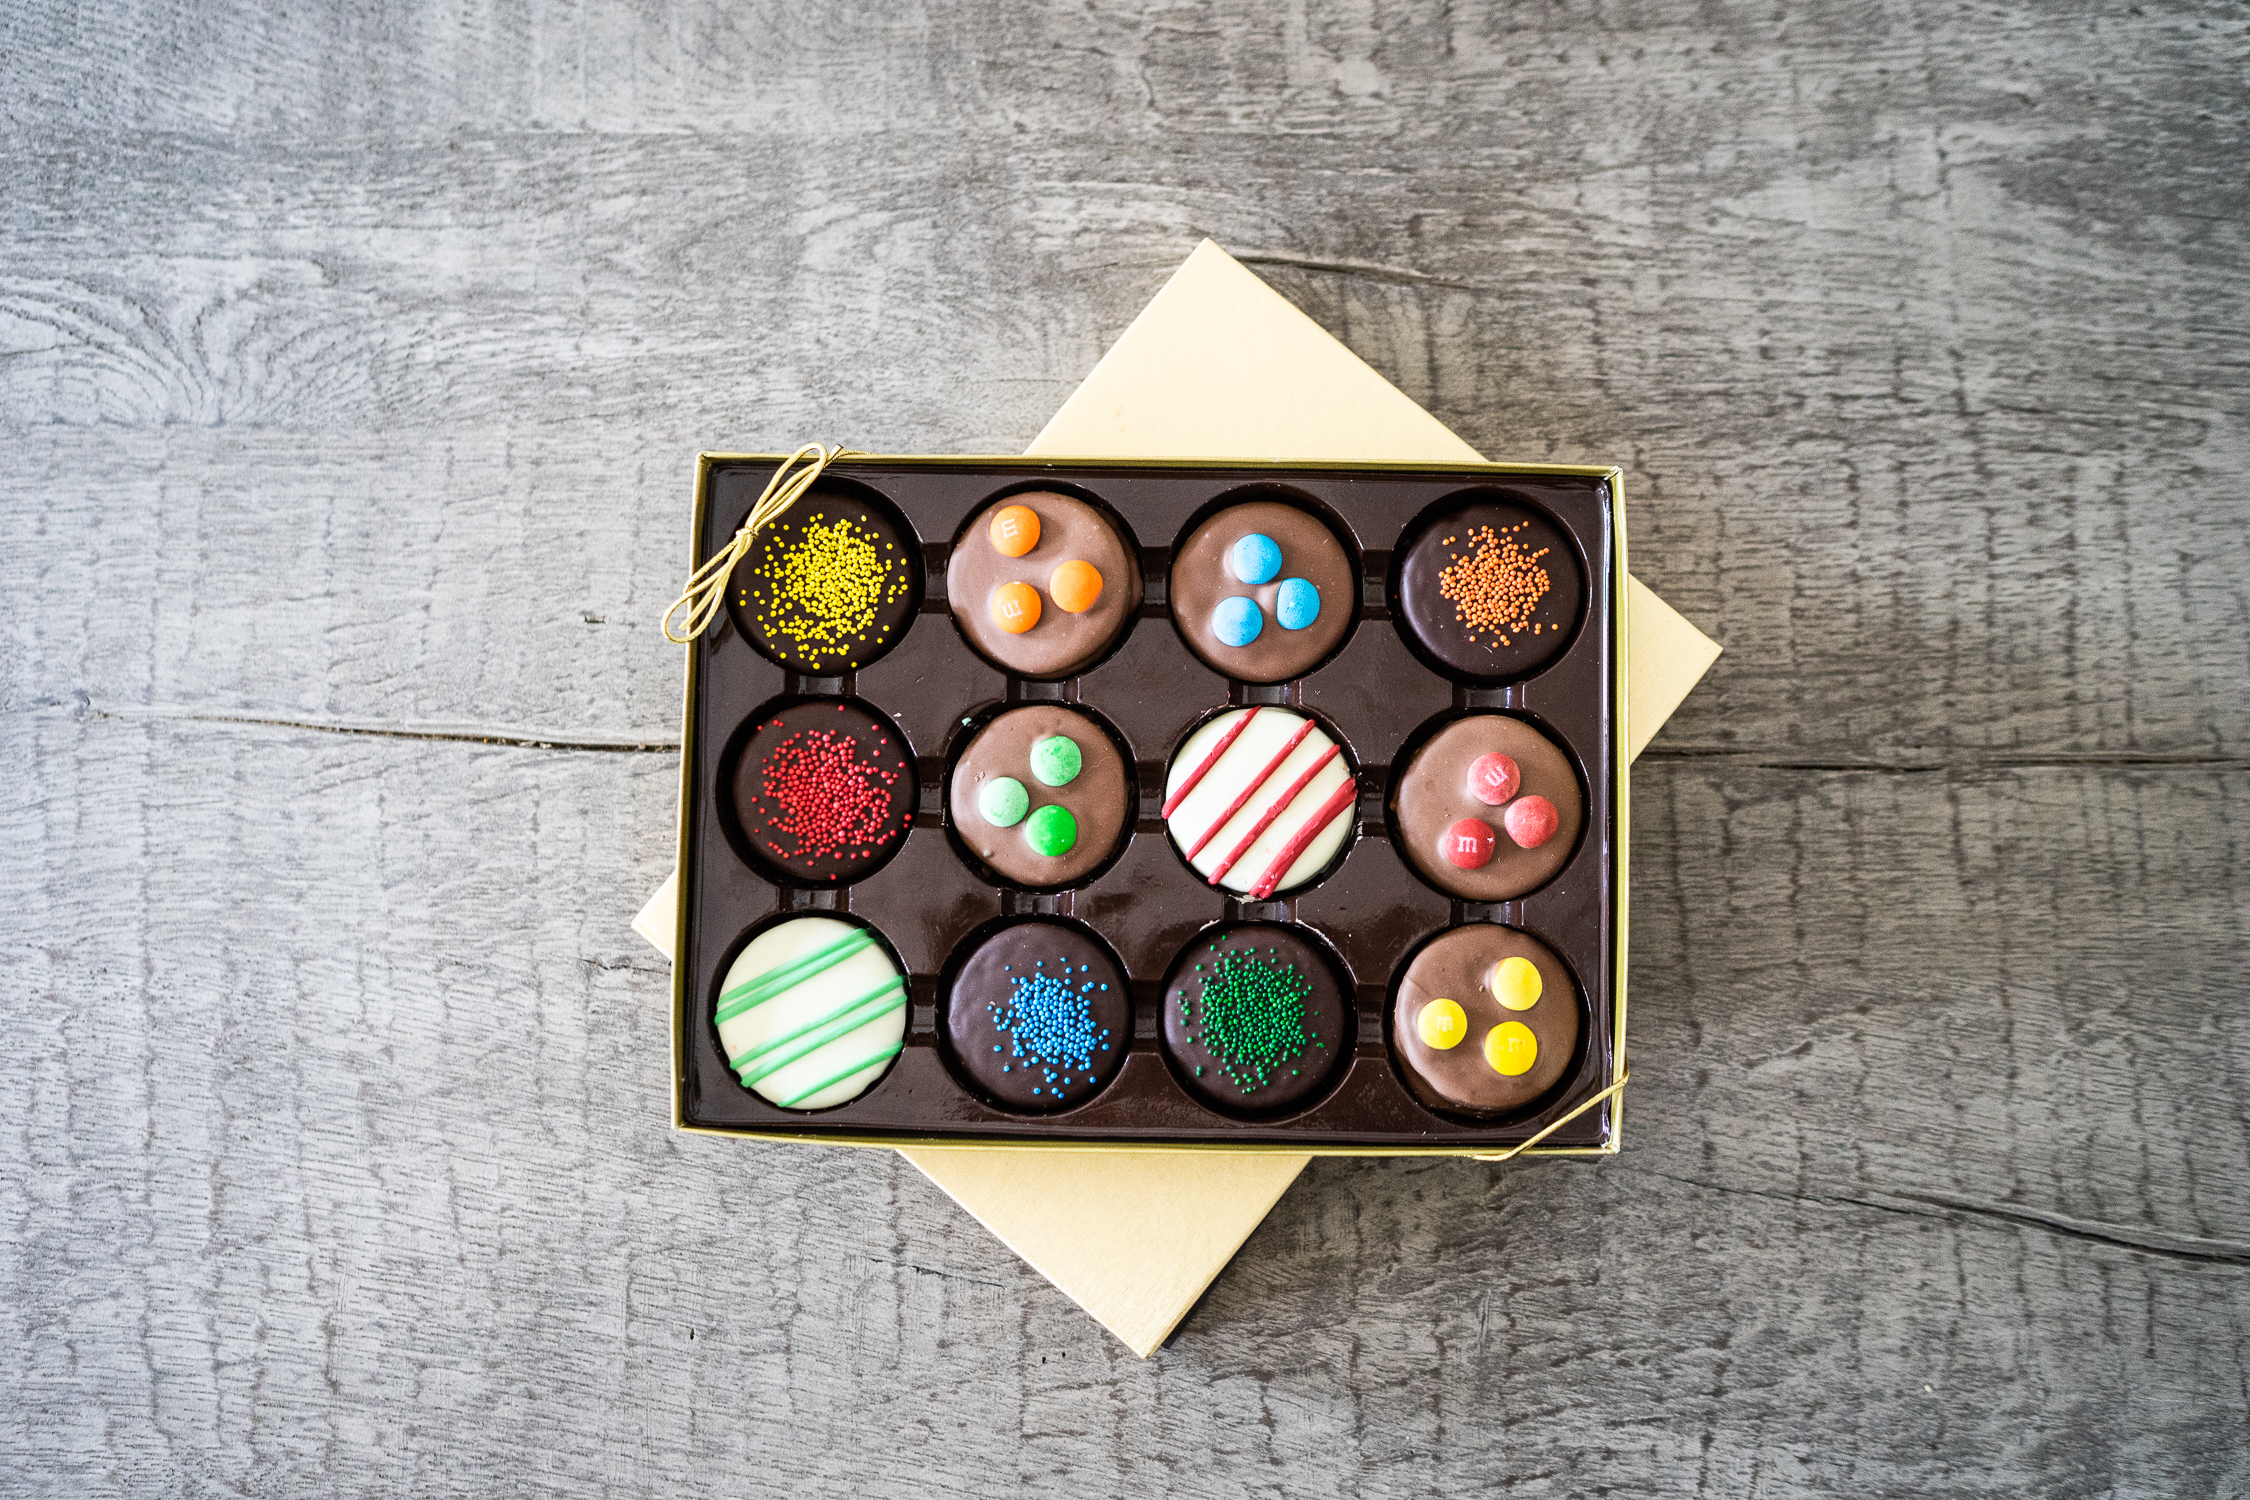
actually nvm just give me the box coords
[946,704,1130,889]
[1169,500,1355,683]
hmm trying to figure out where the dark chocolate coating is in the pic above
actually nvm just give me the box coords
[727,491,919,675]
[1393,924,1579,1117]
[947,705,1130,889]
[945,921,1130,1112]
[730,699,916,884]
[1161,924,1350,1115]
[947,491,1141,679]
[1395,497,1583,683]
[1395,714,1583,900]
[1170,500,1354,683]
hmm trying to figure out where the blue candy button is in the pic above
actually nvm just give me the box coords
[1228,533,1282,586]
[1211,595,1264,648]
[1275,577,1320,631]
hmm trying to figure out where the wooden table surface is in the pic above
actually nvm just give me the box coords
[4,3,2244,1495]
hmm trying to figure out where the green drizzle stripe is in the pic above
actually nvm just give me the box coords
[732,982,907,1087]
[775,1042,906,1109]
[715,928,876,1022]
[729,974,907,1072]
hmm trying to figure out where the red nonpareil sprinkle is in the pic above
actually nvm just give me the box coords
[757,729,903,864]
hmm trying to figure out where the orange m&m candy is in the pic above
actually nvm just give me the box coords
[990,581,1041,634]
[989,505,1040,557]
[1048,559,1104,614]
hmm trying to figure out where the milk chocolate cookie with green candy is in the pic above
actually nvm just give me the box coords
[947,705,1130,888]
[727,492,918,674]
[1161,924,1350,1114]
[1394,713,1582,901]
[1169,500,1354,683]
[715,916,906,1110]
[1392,923,1578,1117]
[947,491,1141,678]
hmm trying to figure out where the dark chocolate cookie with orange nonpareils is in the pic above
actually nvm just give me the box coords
[947,492,1141,679]
[1395,497,1582,683]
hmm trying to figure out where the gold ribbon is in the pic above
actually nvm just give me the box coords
[663,443,861,645]
[1477,1068,1629,1163]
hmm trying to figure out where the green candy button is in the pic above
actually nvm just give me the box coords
[978,776,1029,828]
[1024,803,1077,857]
[1029,734,1083,787]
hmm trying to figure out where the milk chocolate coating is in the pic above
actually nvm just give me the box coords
[1395,714,1583,900]
[727,491,919,675]
[1170,500,1354,683]
[945,920,1130,1112]
[1161,924,1351,1115]
[730,699,917,884]
[1393,924,1579,1117]
[947,491,1141,679]
[1395,497,1583,683]
[947,705,1130,889]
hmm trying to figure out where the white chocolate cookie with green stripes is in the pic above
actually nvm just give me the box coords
[715,916,908,1110]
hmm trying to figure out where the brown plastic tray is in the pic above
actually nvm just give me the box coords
[670,456,1623,1154]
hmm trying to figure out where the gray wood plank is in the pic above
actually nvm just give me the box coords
[4,0,2247,1493]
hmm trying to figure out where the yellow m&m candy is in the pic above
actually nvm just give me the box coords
[1415,998,1467,1050]
[1049,558,1104,614]
[1483,1021,1537,1076]
[1490,956,1542,1011]
[990,581,1041,634]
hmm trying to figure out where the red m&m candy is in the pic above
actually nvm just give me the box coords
[1442,817,1496,869]
[1466,752,1520,806]
[1503,795,1559,849]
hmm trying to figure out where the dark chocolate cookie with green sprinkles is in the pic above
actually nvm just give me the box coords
[728,491,919,675]
[1160,923,1352,1116]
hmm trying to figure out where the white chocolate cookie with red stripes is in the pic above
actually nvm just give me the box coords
[1161,706,1359,899]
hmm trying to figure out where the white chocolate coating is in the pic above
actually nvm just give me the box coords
[716,917,906,1110]
[1162,707,1356,897]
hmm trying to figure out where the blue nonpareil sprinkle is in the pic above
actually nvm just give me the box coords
[987,957,1112,1101]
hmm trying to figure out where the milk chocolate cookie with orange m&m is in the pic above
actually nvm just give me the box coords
[947,491,1141,678]
[1393,923,1578,1117]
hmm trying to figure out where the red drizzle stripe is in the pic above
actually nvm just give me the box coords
[1184,716,1318,858]
[1249,777,1360,899]
[1159,708,1261,819]
[1209,744,1344,882]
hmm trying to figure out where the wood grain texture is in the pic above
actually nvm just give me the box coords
[3,1,2245,1494]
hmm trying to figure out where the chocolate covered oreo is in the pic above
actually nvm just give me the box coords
[947,490,1141,678]
[947,704,1130,889]
[1169,499,1354,682]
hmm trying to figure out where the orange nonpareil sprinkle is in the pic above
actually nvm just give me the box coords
[1437,523,1552,646]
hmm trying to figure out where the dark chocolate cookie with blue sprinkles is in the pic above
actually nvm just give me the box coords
[944,919,1130,1113]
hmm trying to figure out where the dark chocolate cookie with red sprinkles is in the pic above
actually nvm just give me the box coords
[730,699,917,883]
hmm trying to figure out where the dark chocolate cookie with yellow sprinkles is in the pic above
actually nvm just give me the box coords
[728,491,920,675]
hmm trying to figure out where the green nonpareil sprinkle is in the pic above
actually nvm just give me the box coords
[1185,945,1314,1094]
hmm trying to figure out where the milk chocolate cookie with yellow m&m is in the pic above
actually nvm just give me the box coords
[1393,924,1578,1116]
[948,491,1141,678]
